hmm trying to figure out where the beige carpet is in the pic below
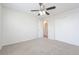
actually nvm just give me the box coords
[0,38,79,55]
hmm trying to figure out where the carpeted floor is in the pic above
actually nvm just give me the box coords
[0,38,79,55]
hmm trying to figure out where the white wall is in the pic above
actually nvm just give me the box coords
[2,5,79,46]
[38,16,55,39]
[38,19,43,38]
[44,16,55,39]
[48,16,55,40]
[44,8,79,46]
[0,4,2,49]
[55,8,79,46]
[2,7,39,46]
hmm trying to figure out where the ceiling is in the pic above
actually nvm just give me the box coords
[2,3,79,18]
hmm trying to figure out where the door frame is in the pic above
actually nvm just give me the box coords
[43,20,48,38]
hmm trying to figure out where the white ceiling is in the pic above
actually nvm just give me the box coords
[2,3,79,17]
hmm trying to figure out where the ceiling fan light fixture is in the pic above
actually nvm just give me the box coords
[31,3,56,16]
[39,11,43,15]
[42,11,46,15]
[39,11,46,15]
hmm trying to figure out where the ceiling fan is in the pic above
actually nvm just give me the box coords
[31,3,56,16]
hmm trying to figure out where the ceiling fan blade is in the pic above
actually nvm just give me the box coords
[45,11,50,15]
[31,10,39,11]
[46,6,56,10]
[39,3,43,6]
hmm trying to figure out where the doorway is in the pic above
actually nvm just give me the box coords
[43,20,48,38]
